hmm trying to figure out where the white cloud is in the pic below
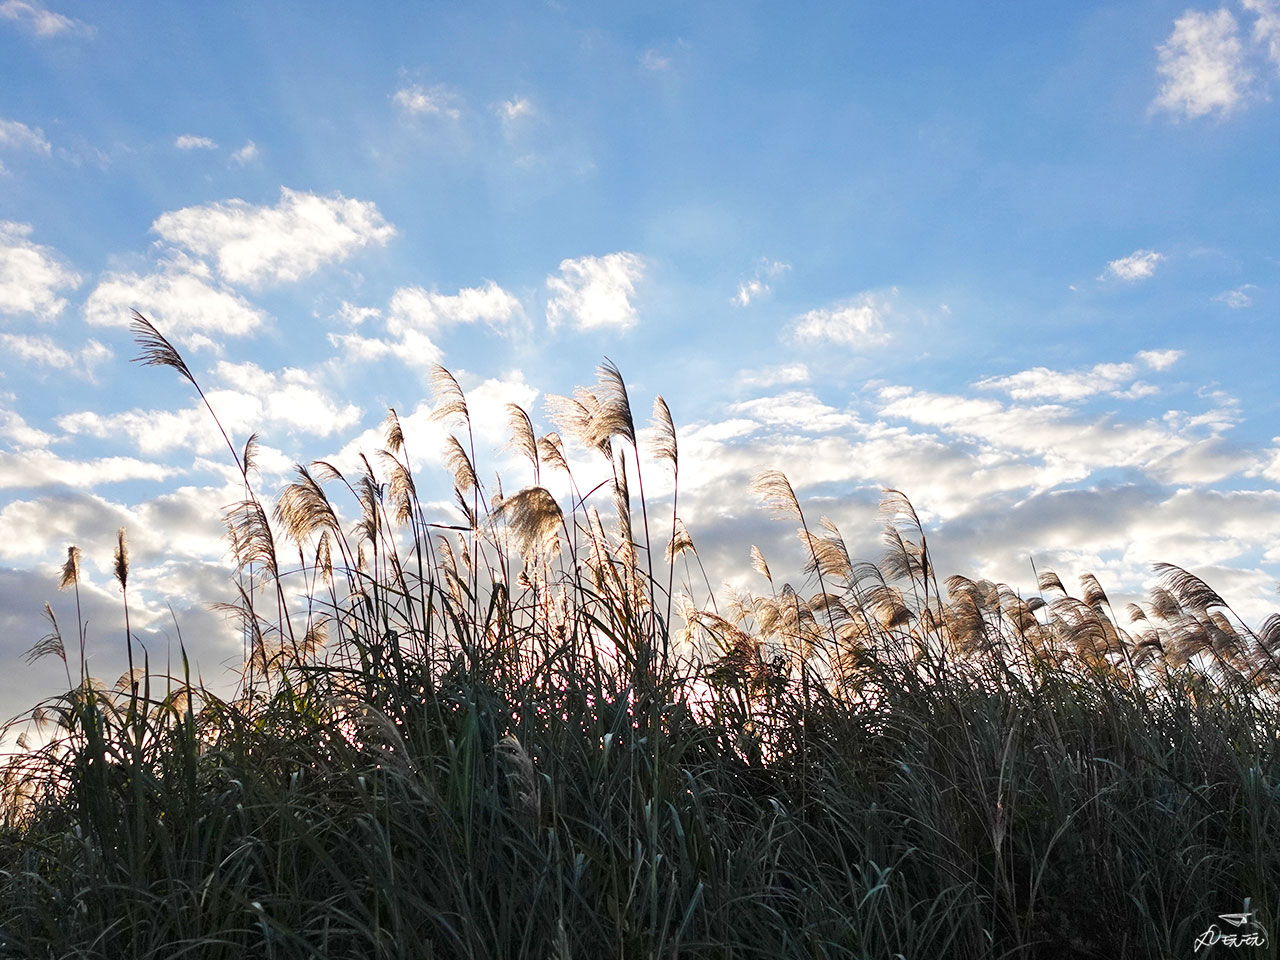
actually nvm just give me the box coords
[394,83,462,119]
[0,116,51,153]
[152,187,396,289]
[1103,248,1164,281]
[326,283,522,370]
[0,220,81,321]
[1213,284,1254,307]
[0,333,112,379]
[732,258,790,307]
[0,450,176,489]
[83,254,266,349]
[546,252,646,331]
[1243,0,1280,67]
[58,362,362,456]
[1136,348,1184,370]
[230,140,259,165]
[1153,8,1251,119]
[499,97,533,122]
[388,281,522,333]
[788,290,894,347]
[175,134,217,150]
[0,0,88,36]
[975,350,1182,402]
[738,363,811,388]
[0,409,54,447]
[730,391,863,433]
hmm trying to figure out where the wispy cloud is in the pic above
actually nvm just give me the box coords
[546,252,646,331]
[152,187,396,288]
[1153,8,1251,119]
[732,258,790,307]
[174,134,217,150]
[0,117,51,154]
[787,290,895,347]
[394,83,462,119]
[0,0,90,37]
[738,363,810,389]
[1214,284,1255,307]
[1103,248,1164,281]
[230,140,259,165]
[975,349,1183,402]
[1243,0,1280,67]
[640,49,672,71]
[497,97,534,140]
[0,220,81,321]
[0,334,112,380]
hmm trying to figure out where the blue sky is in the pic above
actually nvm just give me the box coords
[2,0,1280,726]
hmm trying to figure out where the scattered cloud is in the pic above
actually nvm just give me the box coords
[0,333,112,379]
[59,361,361,456]
[0,0,89,37]
[152,187,396,289]
[0,408,54,447]
[175,134,217,150]
[640,49,672,71]
[730,391,863,433]
[0,116,51,154]
[230,140,259,165]
[389,281,522,333]
[1153,8,1251,119]
[328,283,523,369]
[975,349,1183,402]
[1243,0,1280,67]
[546,252,646,331]
[394,83,462,119]
[83,253,266,350]
[738,363,811,389]
[787,290,895,347]
[1214,284,1254,307]
[732,258,790,307]
[499,97,533,122]
[1103,248,1163,281]
[0,220,81,321]
[497,97,535,140]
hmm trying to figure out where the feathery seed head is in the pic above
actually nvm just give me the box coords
[58,546,81,591]
[113,527,129,591]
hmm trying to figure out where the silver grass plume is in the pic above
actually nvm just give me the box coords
[492,486,563,558]
[444,435,479,494]
[275,464,341,544]
[429,364,470,427]
[752,470,802,520]
[496,734,540,826]
[665,517,695,563]
[505,403,540,481]
[113,528,129,591]
[537,432,570,474]
[25,603,65,665]
[384,407,405,455]
[58,546,81,590]
[130,311,194,386]
[750,545,772,585]
[594,358,636,446]
[650,394,678,469]
[379,450,417,527]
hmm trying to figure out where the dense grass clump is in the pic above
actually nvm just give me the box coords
[1,315,1277,959]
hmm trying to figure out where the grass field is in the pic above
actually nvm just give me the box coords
[1,316,1277,959]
